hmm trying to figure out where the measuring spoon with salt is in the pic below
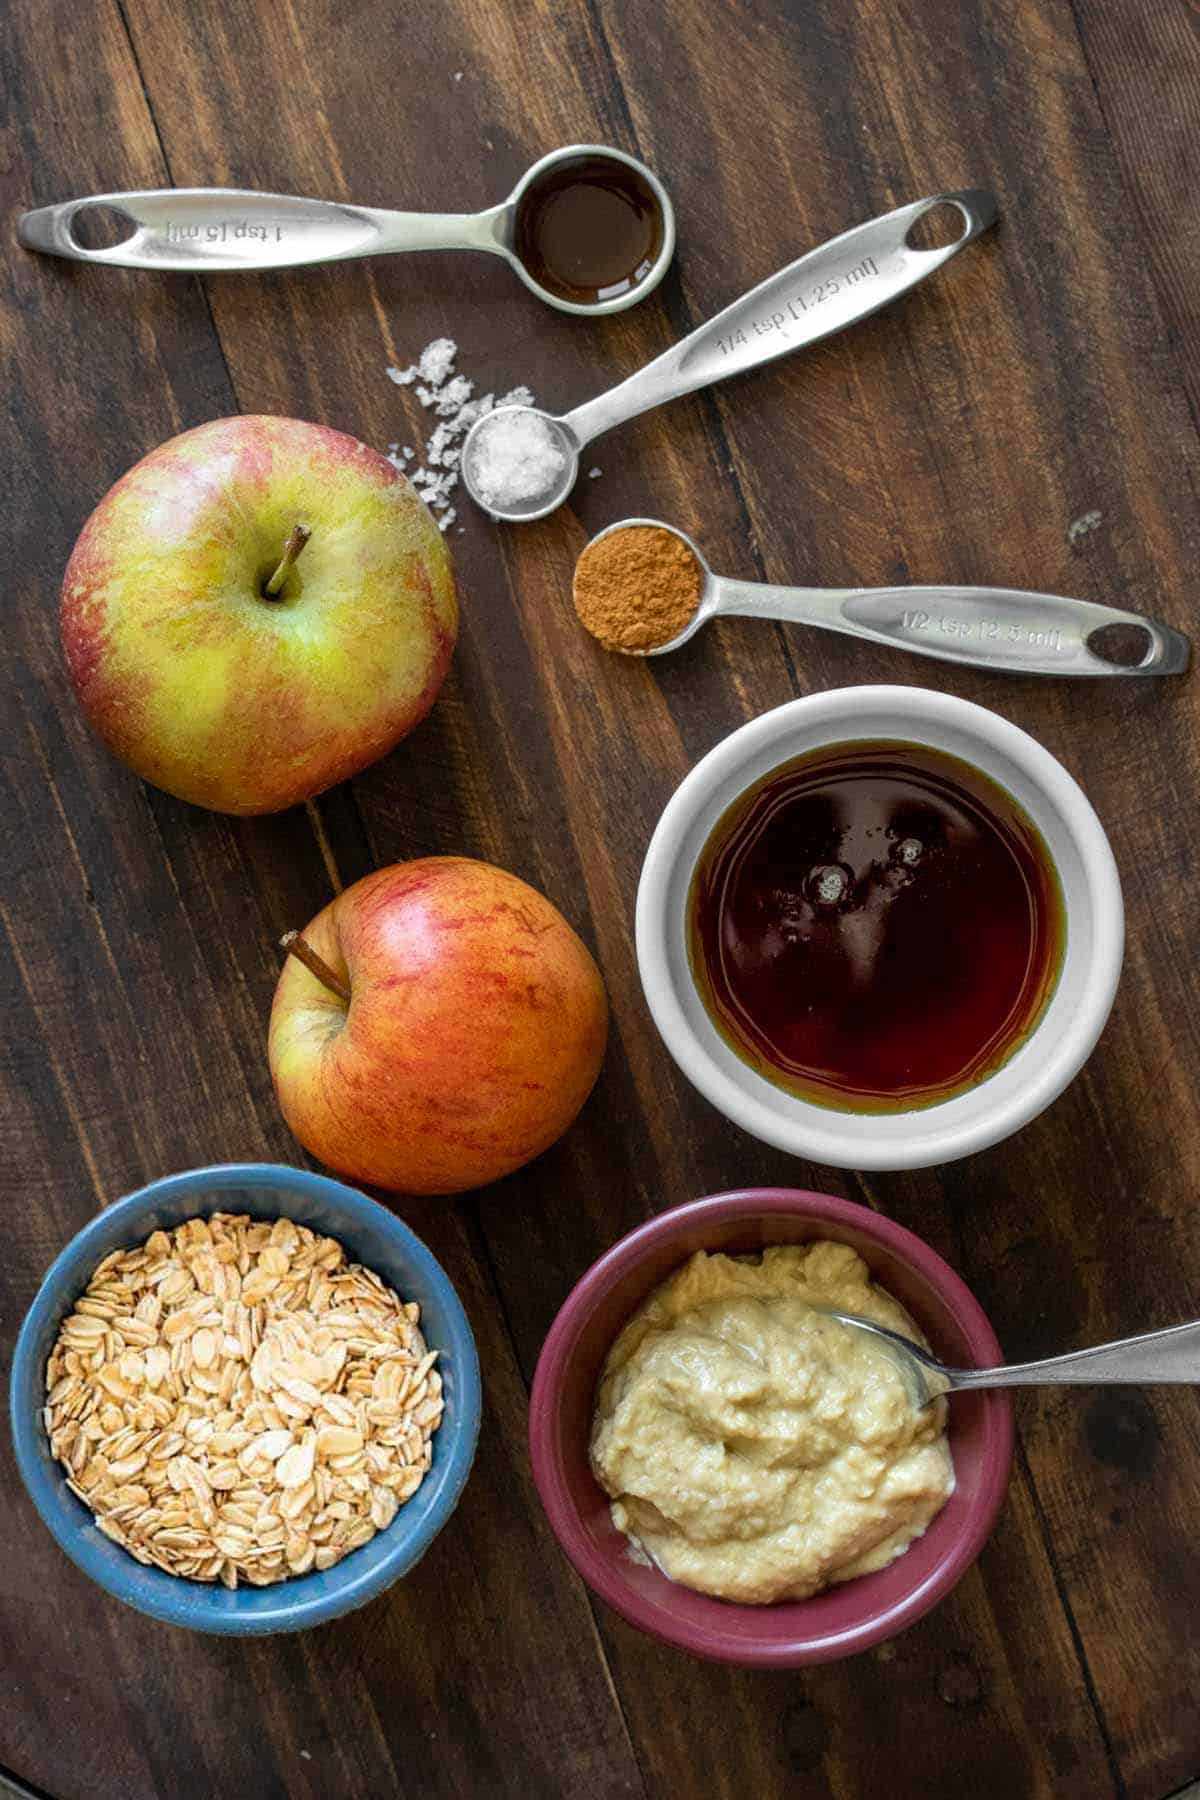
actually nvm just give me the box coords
[461,190,996,521]
[577,519,1190,676]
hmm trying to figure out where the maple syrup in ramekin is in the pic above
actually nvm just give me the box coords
[688,740,1065,1112]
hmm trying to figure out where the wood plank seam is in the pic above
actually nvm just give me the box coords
[462,1205,651,1800]
[1061,0,1200,463]
[584,0,819,710]
[108,0,247,418]
[1013,1434,1125,1798]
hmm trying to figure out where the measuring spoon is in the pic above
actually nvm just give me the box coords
[578,519,1190,676]
[16,143,676,317]
[461,190,996,520]
[824,1309,1200,1408]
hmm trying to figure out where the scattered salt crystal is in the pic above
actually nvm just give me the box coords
[588,466,602,479]
[434,375,474,416]
[453,70,463,82]
[418,338,457,386]
[1068,508,1102,544]
[382,340,549,527]
[464,409,568,510]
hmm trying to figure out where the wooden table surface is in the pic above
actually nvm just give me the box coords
[4,1,1200,1795]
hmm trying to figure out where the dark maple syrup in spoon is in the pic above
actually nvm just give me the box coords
[688,741,1065,1112]
[514,154,665,305]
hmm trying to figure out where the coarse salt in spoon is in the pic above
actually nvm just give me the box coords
[461,189,997,522]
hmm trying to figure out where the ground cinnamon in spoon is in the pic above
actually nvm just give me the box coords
[573,525,704,652]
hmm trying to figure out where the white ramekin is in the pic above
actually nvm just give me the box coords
[635,687,1124,1170]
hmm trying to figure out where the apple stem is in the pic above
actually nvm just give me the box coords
[280,929,351,1005]
[264,524,310,597]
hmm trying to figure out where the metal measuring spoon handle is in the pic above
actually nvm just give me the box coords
[16,147,675,315]
[826,1310,1200,1408]
[462,191,996,520]
[585,519,1189,675]
[17,186,508,272]
[944,1320,1200,1391]
[561,189,997,449]
[706,573,1190,676]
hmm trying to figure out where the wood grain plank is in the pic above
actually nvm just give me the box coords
[1,3,647,1797]
[1064,0,1200,441]
[622,2,1200,1795]
[971,7,1200,1785]
[10,0,1200,1794]
[102,0,1157,1794]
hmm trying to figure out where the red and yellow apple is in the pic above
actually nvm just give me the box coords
[268,857,609,1194]
[61,415,456,814]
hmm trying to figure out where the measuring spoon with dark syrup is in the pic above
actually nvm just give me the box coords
[18,144,676,316]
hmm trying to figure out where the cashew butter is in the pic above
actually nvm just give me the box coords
[590,1242,954,1604]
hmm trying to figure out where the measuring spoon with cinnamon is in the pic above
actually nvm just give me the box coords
[574,519,1190,677]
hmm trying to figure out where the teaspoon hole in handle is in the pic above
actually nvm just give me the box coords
[1086,622,1156,670]
[68,203,139,251]
[904,200,973,251]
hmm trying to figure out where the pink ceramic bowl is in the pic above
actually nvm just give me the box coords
[529,1189,1013,1667]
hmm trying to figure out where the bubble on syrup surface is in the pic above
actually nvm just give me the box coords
[807,863,851,907]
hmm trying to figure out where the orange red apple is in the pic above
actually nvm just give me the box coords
[268,858,608,1194]
[61,415,456,814]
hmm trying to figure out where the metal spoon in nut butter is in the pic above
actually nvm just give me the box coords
[824,1309,1200,1408]
[17,143,675,317]
[577,519,1191,677]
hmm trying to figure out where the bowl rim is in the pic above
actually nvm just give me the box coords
[10,1162,482,1634]
[635,685,1125,1170]
[529,1187,1015,1667]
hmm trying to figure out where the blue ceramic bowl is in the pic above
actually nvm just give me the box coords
[10,1164,482,1634]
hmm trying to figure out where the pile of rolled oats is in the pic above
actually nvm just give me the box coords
[43,1213,443,1588]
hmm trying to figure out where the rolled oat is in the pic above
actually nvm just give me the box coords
[43,1213,444,1589]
